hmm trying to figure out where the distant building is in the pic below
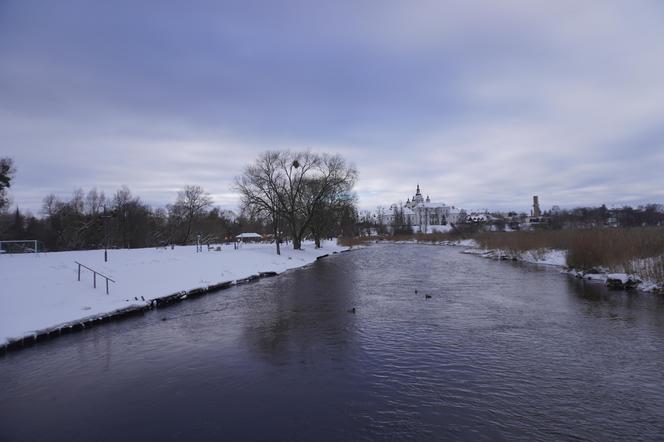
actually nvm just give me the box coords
[384,184,466,232]
[236,232,262,243]
[528,195,548,225]
[467,212,492,223]
[532,196,542,218]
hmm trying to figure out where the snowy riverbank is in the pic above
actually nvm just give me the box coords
[0,241,346,348]
[361,237,662,294]
[456,242,663,294]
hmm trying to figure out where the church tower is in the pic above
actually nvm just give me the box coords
[412,184,424,205]
[532,195,541,218]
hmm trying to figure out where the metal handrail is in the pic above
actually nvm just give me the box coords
[75,261,116,294]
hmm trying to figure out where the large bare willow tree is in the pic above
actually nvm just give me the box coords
[235,151,357,253]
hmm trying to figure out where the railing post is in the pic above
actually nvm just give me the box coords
[75,261,114,293]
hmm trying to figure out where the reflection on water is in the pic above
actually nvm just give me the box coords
[1,244,664,441]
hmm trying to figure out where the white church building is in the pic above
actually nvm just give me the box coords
[386,185,466,232]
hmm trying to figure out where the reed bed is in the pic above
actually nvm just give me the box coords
[474,227,664,285]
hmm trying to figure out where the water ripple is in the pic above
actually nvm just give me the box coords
[1,244,664,441]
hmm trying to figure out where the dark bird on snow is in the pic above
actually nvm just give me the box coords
[425,294,432,299]
[347,307,356,313]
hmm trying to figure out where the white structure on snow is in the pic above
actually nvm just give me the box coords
[236,232,262,242]
[386,185,466,232]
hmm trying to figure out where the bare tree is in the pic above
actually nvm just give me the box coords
[376,205,388,234]
[71,188,85,215]
[85,188,106,216]
[172,185,213,244]
[235,151,285,254]
[113,186,134,247]
[307,183,357,248]
[236,150,357,251]
[41,193,61,217]
[110,186,153,248]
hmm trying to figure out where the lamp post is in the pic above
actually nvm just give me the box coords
[102,206,111,262]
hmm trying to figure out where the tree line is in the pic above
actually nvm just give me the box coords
[0,185,241,251]
[0,151,359,253]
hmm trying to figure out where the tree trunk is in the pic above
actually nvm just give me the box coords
[183,217,192,245]
[273,217,280,255]
[288,220,302,250]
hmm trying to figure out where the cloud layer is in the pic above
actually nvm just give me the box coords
[2,0,664,213]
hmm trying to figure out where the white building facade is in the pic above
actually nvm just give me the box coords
[386,185,466,232]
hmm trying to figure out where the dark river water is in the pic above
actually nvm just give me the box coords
[2,244,664,441]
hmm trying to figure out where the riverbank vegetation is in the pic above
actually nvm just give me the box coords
[360,226,664,288]
[473,227,663,266]
[472,227,664,285]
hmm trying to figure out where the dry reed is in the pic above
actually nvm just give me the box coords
[474,227,664,284]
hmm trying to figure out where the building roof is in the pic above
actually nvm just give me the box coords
[417,202,448,208]
[236,232,262,238]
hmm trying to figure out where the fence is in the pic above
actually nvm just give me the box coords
[75,261,116,294]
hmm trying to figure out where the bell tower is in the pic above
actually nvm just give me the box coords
[413,184,424,204]
[532,195,541,218]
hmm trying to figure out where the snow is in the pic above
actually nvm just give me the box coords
[420,224,453,234]
[0,240,346,347]
[460,246,567,268]
[584,273,608,282]
[607,273,630,284]
[455,239,479,248]
[520,249,567,267]
[460,242,663,293]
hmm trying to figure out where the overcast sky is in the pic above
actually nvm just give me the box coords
[2,0,664,214]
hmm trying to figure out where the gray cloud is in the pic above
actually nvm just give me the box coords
[1,0,664,214]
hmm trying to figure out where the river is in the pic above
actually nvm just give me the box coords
[1,244,664,441]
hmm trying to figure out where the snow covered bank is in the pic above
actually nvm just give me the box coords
[458,244,663,294]
[0,241,346,349]
[461,247,567,267]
